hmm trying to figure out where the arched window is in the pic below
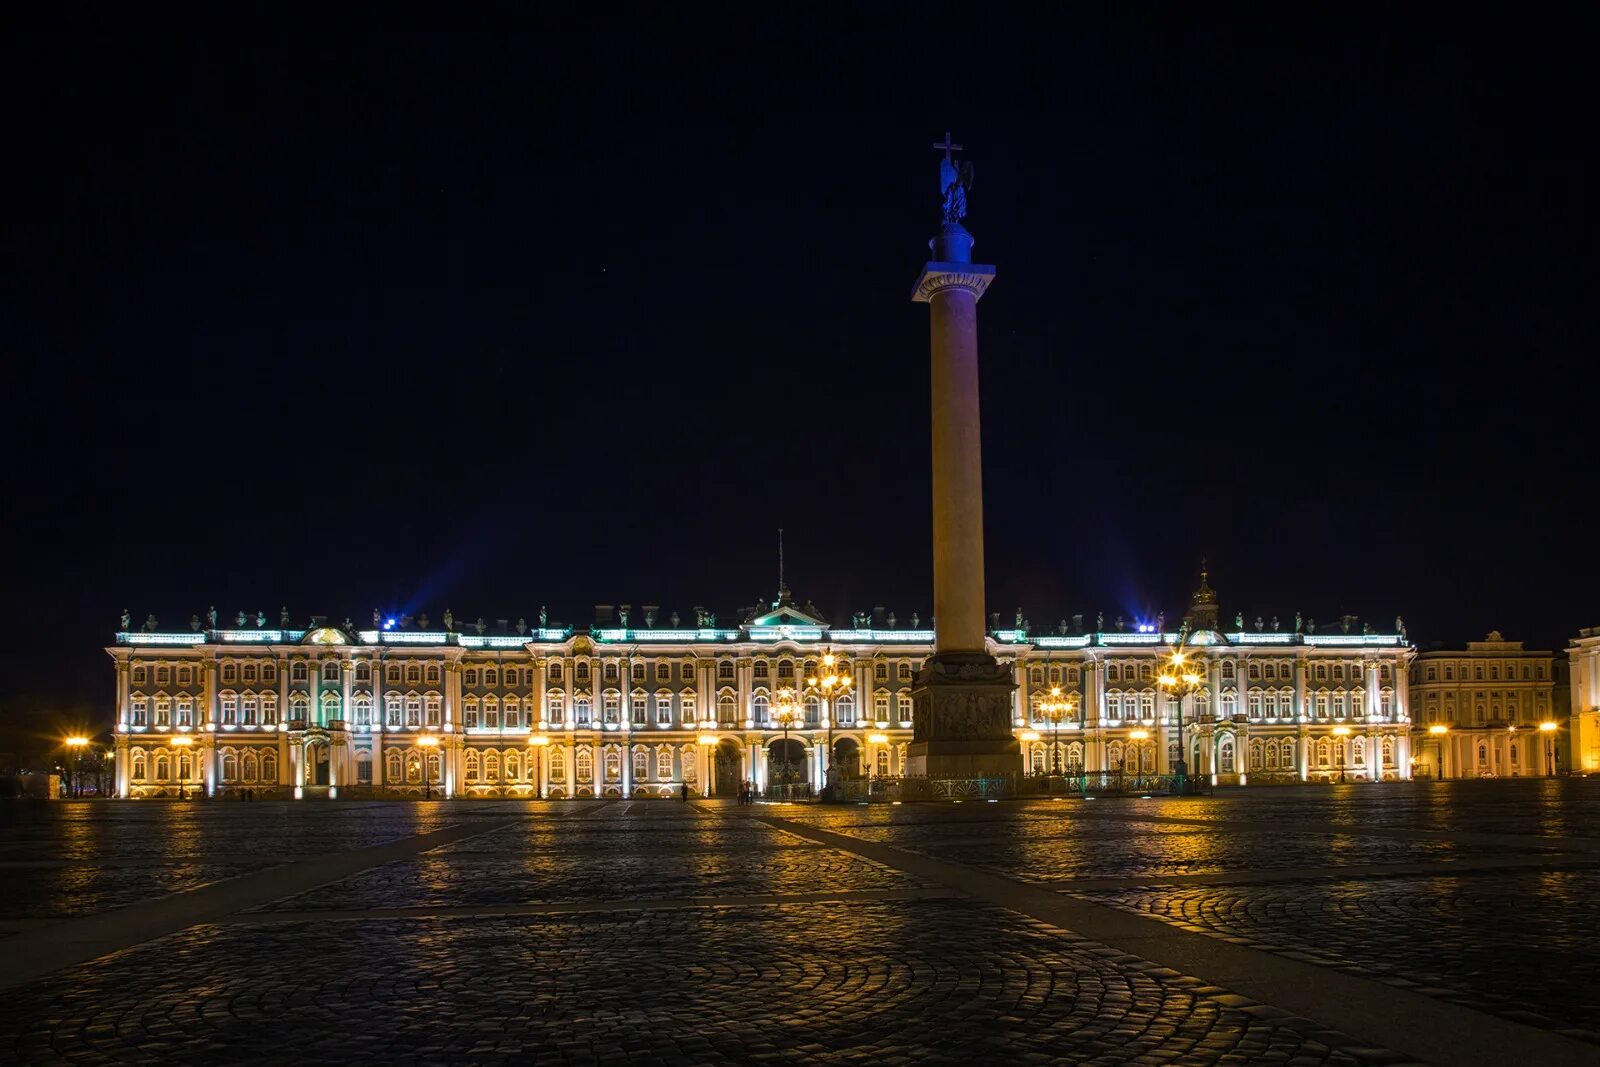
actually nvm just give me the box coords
[504,750,521,780]
[603,692,621,725]
[718,660,734,680]
[132,749,148,780]
[484,751,500,782]
[1248,689,1263,717]
[680,694,696,725]
[680,746,698,782]
[746,692,764,726]
[630,691,647,726]
[176,695,194,727]
[385,693,402,727]
[179,751,194,780]
[386,751,403,782]
[1218,739,1235,773]
[1065,741,1084,772]
[427,664,441,685]
[877,750,890,776]
[1352,737,1367,766]
[387,663,402,684]
[896,692,914,723]
[240,694,257,725]
[656,692,673,725]
[155,752,171,781]
[633,747,649,782]
[574,696,592,725]
[406,664,422,685]
[405,694,421,727]
[503,696,520,729]
[548,661,564,682]
[505,668,520,687]
[355,662,371,683]
[484,668,499,688]
[352,694,372,726]
[1139,690,1154,721]
[547,692,565,724]
[484,695,500,729]
[221,692,238,725]
[321,690,339,721]
[1030,745,1046,774]
[261,750,278,782]
[874,690,891,722]
[603,748,621,782]
[549,747,567,782]
[1249,739,1263,770]
[464,696,480,728]
[805,694,822,726]
[657,746,673,779]
[322,661,341,683]
[291,693,309,721]
[835,694,855,725]
[575,747,593,782]
[222,748,238,780]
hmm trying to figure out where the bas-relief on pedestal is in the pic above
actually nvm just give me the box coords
[906,653,1018,779]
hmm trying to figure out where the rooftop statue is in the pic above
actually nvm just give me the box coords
[236,611,247,627]
[256,611,265,628]
[1396,616,1406,638]
[1295,612,1303,633]
[143,614,158,632]
[539,606,548,628]
[208,606,217,628]
[190,614,200,632]
[444,609,454,632]
[121,609,130,631]
[1235,612,1244,630]
[372,608,381,627]
[475,617,486,635]
[280,606,289,627]
[670,611,680,628]
[517,617,527,634]
[911,612,920,628]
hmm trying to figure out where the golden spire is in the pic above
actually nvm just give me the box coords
[1191,559,1217,606]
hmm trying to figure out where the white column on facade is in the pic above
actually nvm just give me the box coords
[620,655,632,796]
[116,660,131,730]
[1397,732,1411,779]
[1294,656,1309,722]
[1370,732,1382,781]
[1087,657,1103,724]
[736,658,752,727]
[1014,656,1029,726]
[445,661,458,731]
[533,656,547,727]
[1298,729,1310,781]
[205,660,219,729]
[340,659,353,727]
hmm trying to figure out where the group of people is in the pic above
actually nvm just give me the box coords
[736,780,759,805]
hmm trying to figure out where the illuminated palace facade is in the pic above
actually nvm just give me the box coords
[107,576,1418,799]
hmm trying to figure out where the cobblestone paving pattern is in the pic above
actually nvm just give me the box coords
[0,801,491,922]
[260,839,919,911]
[0,900,1397,1065]
[1080,868,1600,1041]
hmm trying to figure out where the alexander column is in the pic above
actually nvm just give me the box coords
[905,134,1020,782]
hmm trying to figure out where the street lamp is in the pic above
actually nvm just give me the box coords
[1428,723,1449,780]
[1038,686,1076,777]
[417,734,438,800]
[528,734,549,800]
[1331,725,1351,783]
[696,732,718,798]
[1156,645,1206,784]
[1128,728,1149,778]
[64,736,89,799]
[772,687,801,797]
[171,734,194,800]
[804,650,853,795]
[1539,721,1558,776]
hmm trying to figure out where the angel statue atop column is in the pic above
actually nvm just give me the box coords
[940,154,974,223]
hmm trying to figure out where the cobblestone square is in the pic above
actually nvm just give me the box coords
[2,780,1597,1064]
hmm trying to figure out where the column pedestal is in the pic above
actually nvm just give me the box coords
[906,653,1019,778]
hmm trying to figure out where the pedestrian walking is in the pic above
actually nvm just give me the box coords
[680,780,689,802]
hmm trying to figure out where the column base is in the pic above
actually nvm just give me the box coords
[905,652,1020,779]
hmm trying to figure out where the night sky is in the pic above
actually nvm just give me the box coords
[4,17,1591,741]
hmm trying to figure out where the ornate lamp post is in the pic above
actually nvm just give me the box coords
[1128,728,1149,779]
[1539,721,1558,776]
[805,651,854,795]
[1156,646,1205,785]
[417,734,438,800]
[1331,725,1351,783]
[528,733,549,800]
[772,687,801,796]
[1038,686,1075,777]
[1433,723,1459,780]
[64,736,88,799]
[170,734,194,800]
[696,732,718,798]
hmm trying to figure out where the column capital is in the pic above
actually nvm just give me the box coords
[912,262,995,303]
